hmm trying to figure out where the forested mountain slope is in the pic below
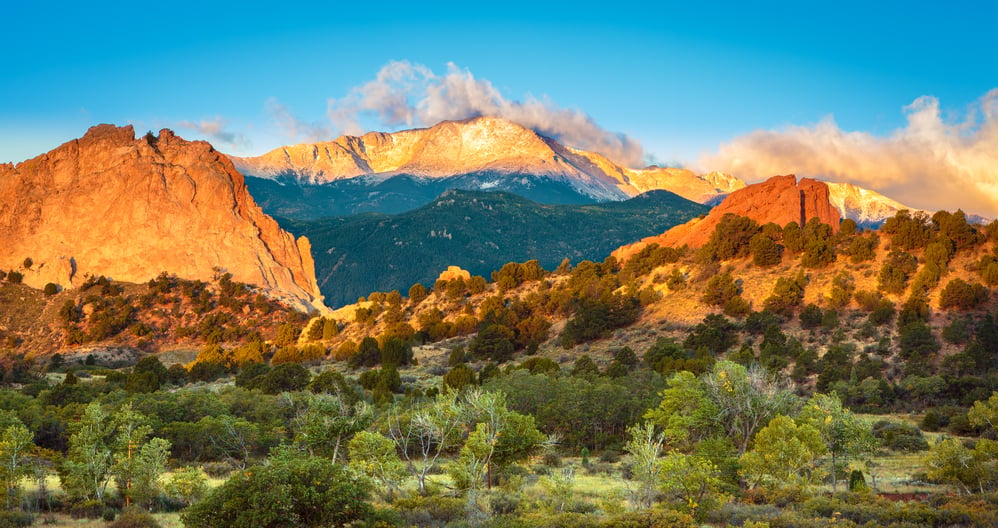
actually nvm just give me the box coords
[282,189,708,306]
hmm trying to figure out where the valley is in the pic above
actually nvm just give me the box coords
[281,189,708,306]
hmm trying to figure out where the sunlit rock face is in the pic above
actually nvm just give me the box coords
[229,116,743,205]
[614,174,841,260]
[0,125,324,311]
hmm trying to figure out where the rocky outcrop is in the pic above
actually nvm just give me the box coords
[436,266,471,283]
[229,116,743,204]
[0,125,325,312]
[614,175,841,260]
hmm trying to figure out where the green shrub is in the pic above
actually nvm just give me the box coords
[560,295,640,348]
[443,364,476,391]
[800,218,836,268]
[68,499,104,519]
[163,466,209,507]
[166,363,188,385]
[490,491,520,516]
[683,314,738,356]
[182,456,372,528]
[516,512,603,528]
[848,469,868,492]
[938,278,989,310]
[393,495,464,525]
[871,420,928,451]
[200,461,237,479]
[0,511,33,528]
[255,362,310,394]
[882,209,933,250]
[448,346,467,366]
[750,233,783,267]
[877,249,917,294]
[847,233,879,263]
[701,272,741,307]
[187,361,225,383]
[666,268,686,291]
[472,324,517,361]
[518,357,560,374]
[380,336,413,367]
[920,409,946,431]
[745,310,782,334]
[799,304,823,329]
[942,316,972,344]
[235,362,270,388]
[707,503,781,526]
[601,508,696,528]
[599,450,621,463]
[308,369,360,403]
[108,507,160,528]
[705,214,761,260]
[763,273,807,316]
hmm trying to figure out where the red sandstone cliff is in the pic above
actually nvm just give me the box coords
[0,125,324,312]
[614,174,840,260]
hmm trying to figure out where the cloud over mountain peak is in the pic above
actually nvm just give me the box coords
[701,89,998,217]
[324,61,646,168]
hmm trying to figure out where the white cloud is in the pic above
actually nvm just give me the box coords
[177,116,250,149]
[700,89,998,217]
[265,98,332,144]
[325,61,645,167]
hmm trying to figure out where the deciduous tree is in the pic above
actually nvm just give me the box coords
[739,415,825,489]
[348,431,408,502]
[0,415,36,510]
[799,393,877,493]
[624,421,665,509]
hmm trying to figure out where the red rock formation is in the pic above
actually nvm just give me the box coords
[0,125,324,311]
[614,175,840,260]
[436,266,471,283]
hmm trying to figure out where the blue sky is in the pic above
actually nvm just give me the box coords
[2,1,996,212]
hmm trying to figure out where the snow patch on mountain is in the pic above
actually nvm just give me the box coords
[229,117,739,205]
[826,182,921,227]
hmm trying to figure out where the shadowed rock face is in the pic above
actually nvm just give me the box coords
[0,124,325,312]
[613,174,841,260]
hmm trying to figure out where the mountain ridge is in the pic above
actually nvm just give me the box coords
[827,181,920,228]
[281,188,708,306]
[229,116,744,208]
[230,117,942,228]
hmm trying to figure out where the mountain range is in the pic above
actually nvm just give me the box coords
[0,117,968,317]
[229,116,745,218]
[230,117,929,230]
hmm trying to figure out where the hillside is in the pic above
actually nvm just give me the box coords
[298,176,998,414]
[0,272,305,358]
[281,189,709,306]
